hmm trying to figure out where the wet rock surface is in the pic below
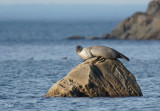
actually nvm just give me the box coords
[67,35,85,40]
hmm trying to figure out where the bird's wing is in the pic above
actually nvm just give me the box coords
[90,46,118,59]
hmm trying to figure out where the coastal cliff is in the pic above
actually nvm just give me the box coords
[102,0,160,40]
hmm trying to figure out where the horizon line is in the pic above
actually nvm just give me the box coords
[0,0,151,5]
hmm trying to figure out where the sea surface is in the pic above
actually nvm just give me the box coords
[0,21,160,111]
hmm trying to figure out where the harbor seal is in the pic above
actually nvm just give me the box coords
[76,45,129,61]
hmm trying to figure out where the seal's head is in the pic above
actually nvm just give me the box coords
[76,45,83,53]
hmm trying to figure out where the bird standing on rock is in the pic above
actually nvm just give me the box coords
[76,45,129,61]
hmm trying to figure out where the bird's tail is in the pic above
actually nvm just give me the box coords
[119,53,130,61]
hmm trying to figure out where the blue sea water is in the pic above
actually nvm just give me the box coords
[0,21,160,111]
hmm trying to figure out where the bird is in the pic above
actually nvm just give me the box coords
[76,45,129,61]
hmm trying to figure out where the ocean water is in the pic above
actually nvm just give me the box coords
[0,21,160,111]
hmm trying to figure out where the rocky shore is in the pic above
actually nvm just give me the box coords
[102,0,160,40]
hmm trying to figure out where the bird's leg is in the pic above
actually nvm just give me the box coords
[92,56,101,64]
[93,56,106,64]
[98,57,106,62]
[97,56,101,60]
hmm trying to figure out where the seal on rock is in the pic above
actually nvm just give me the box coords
[76,45,129,61]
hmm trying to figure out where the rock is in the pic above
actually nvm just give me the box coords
[101,34,112,39]
[106,0,160,40]
[45,57,142,97]
[28,57,34,60]
[147,0,160,15]
[67,35,85,40]
[61,57,67,60]
[88,36,100,40]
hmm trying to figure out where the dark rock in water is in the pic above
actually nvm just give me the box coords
[101,34,112,39]
[61,57,67,60]
[88,37,100,40]
[45,57,142,97]
[67,35,85,40]
[28,57,34,60]
[105,0,160,40]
